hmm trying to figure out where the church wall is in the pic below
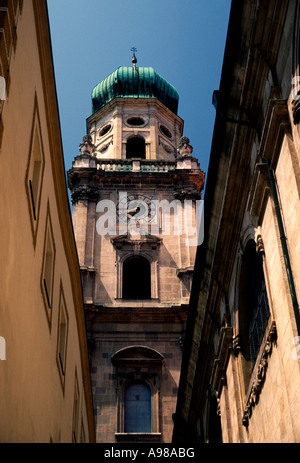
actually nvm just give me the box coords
[79,184,196,307]
[69,52,205,443]
[83,187,195,441]
[173,0,300,444]
[206,142,300,443]
[219,12,300,440]
[90,324,183,443]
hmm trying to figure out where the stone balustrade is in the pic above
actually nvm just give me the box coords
[73,154,199,172]
[72,155,200,173]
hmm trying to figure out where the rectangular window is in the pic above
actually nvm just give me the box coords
[29,132,42,220]
[41,209,55,322]
[124,382,151,432]
[43,232,54,308]
[58,310,67,373]
[248,281,270,366]
[25,102,45,241]
[57,287,68,381]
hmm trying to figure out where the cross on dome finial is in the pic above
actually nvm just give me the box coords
[131,47,137,69]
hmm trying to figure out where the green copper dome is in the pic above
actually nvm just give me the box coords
[91,66,179,115]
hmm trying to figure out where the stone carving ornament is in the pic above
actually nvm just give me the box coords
[177,136,193,157]
[242,321,277,427]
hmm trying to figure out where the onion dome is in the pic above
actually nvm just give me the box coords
[91,66,179,115]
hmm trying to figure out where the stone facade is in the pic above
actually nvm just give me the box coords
[68,68,205,442]
[173,0,300,444]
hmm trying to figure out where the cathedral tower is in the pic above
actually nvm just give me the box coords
[68,54,205,443]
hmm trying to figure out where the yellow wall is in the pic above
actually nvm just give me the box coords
[0,0,94,442]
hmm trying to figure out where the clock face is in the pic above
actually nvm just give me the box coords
[117,194,156,224]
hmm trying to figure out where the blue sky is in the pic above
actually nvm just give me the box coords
[47,0,231,184]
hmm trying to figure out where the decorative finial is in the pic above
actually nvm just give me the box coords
[131,47,137,69]
[79,134,95,155]
[177,136,193,157]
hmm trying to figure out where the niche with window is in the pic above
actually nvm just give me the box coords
[122,255,151,300]
[111,233,161,300]
[112,346,163,442]
[238,239,270,389]
[126,136,146,159]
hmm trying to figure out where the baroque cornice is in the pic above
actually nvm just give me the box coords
[70,185,99,203]
[248,98,290,222]
[174,186,202,200]
[111,233,162,250]
[258,98,291,167]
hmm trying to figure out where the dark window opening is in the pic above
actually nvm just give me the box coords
[99,124,111,136]
[28,130,43,222]
[160,125,172,138]
[126,136,146,159]
[43,232,54,309]
[123,256,151,299]
[239,240,270,377]
[127,117,145,126]
[208,395,222,443]
[124,382,151,433]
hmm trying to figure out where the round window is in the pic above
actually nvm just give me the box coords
[127,117,145,126]
[99,124,112,137]
[160,125,172,138]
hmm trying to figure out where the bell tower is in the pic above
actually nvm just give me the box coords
[68,53,205,443]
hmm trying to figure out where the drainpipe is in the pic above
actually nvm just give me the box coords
[264,159,300,335]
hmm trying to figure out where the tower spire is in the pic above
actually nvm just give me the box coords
[131,47,137,69]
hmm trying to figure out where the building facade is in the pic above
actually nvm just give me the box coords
[68,57,205,442]
[0,0,94,442]
[173,0,300,444]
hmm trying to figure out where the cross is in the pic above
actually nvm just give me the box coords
[131,47,137,56]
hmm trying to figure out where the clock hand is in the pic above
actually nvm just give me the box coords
[127,206,137,213]
[127,206,140,216]
[127,199,141,215]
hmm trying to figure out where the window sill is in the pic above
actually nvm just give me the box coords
[113,299,160,307]
[115,433,161,442]
[115,298,159,302]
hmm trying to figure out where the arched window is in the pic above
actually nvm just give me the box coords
[239,240,270,384]
[123,256,151,299]
[126,136,146,159]
[124,382,151,433]
[112,346,163,439]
